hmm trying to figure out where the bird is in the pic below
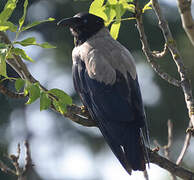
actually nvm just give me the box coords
[58,12,149,174]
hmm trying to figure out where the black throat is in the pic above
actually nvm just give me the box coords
[72,26,103,46]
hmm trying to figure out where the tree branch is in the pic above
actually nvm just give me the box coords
[176,127,192,165]
[149,149,194,180]
[134,2,181,87]
[152,0,194,129]
[177,0,194,46]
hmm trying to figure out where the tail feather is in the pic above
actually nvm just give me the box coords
[97,120,146,174]
[123,127,145,171]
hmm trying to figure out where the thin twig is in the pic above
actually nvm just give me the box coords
[0,160,16,175]
[176,130,192,165]
[22,140,33,177]
[164,120,177,180]
[152,0,194,129]
[163,120,173,159]
[177,0,194,46]
[134,2,181,87]
[0,141,34,180]
[152,43,168,58]
[153,120,177,180]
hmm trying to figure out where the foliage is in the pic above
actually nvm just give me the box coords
[0,0,72,114]
[89,0,152,39]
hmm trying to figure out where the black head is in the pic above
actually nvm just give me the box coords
[58,12,105,46]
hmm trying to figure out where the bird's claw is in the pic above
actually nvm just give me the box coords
[81,105,87,113]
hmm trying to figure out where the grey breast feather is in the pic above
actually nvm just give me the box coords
[72,28,137,85]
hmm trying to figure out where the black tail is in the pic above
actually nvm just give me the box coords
[123,127,146,171]
[98,121,147,174]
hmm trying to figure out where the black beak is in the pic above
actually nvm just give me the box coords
[57,17,80,27]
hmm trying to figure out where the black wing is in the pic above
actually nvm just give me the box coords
[73,59,148,173]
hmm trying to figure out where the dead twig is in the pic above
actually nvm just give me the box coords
[153,120,177,180]
[0,141,33,180]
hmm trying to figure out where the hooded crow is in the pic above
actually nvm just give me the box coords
[58,12,149,174]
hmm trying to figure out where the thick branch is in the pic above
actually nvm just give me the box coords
[149,149,194,180]
[177,0,194,46]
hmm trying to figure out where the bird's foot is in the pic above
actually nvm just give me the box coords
[81,105,87,113]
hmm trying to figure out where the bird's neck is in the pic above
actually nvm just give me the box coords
[74,34,89,46]
[74,27,109,46]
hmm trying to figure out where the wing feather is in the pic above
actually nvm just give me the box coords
[72,58,148,172]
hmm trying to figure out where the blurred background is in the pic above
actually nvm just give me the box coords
[0,0,194,179]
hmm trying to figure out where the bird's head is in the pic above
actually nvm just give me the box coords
[58,12,105,45]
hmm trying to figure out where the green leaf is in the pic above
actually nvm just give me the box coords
[123,3,135,13]
[110,21,121,39]
[15,37,36,46]
[0,53,7,77]
[21,18,55,32]
[89,0,104,11]
[19,0,28,31]
[115,3,126,18]
[15,78,25,92]
[48,88,72,114]
[48,88,72,105]
[104,4,116,26]
[11,48,34,62]
[143,1,152,13]
[14,37,56,48]
[53,99,60,112]
[39,42,56,49]
[89,0,108,21]
[0,0,17,22]
[52,99,67,114]
[58,101,67,114]
[0,21,17,32]
[40,92,51,111]
[108,0,117,4]
[25,84,40,104]
[0,44,8,77]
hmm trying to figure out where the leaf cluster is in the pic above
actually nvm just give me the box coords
[0,0,55,77]
[89,0,152,39]
[0,0,72,114]
[15,78,72,114]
